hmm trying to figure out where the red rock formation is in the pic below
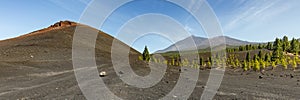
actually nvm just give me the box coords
[26,21,78,36]
[49,21,77,28]
[0,20,79,42]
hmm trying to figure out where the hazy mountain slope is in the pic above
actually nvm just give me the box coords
[156,35,252,53]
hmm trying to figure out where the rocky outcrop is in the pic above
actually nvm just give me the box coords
[0,20,79,42]
[24,21,78,37]
[49,21,77,28]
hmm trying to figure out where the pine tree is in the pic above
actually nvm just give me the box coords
[291,38,299,54]
[258,44,263,49]
[254,59,260,71]
[235,59,240,67]
[295,53,299,62]
[271,61,276,69]
[282,36,290,52]
[264,53,271,62]
[258,50,264,60]
[142,46,150,62]
[207,62,211,68]
[272,38,283,61]
[260,59,266,69]
[199,57,204,66]
[230,60,235,68]
[282,58,288,70]
[246,52,251,62]
[208,57,212,64]
[171,58,175,66]
[248,60,253,70]
[265,60,270,67]
[243,60,248,71]
[266,42,273,50]
[246,45,251,50]
[292,58,297,71]
[275,59,281,65]
[253,54,259,61]
[252,45,258,50]
[239,45,246,51]
[163,60,168,64]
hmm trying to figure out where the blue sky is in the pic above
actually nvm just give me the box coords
[1,0,300,53]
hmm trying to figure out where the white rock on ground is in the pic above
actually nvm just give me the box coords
[99,71,107,77]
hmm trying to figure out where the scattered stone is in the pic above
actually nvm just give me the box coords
[280,75,283,77]
[99,71,107,77]
[118,71,124,74]
[165,81,169,84]
[290,74,294,78]
[172,95,177,98]
[17,97,29,100]
[285,74,289,77]
[297,80,300,82]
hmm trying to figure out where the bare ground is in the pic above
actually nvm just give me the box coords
[0,59,299,100]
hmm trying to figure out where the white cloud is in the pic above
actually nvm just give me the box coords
[222,0,293,33]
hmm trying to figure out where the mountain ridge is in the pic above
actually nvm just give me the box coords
[155,35,254,53]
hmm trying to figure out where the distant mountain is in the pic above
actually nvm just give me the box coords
[155,35,253,53]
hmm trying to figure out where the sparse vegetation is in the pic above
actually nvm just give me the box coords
[140,36,299,72]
